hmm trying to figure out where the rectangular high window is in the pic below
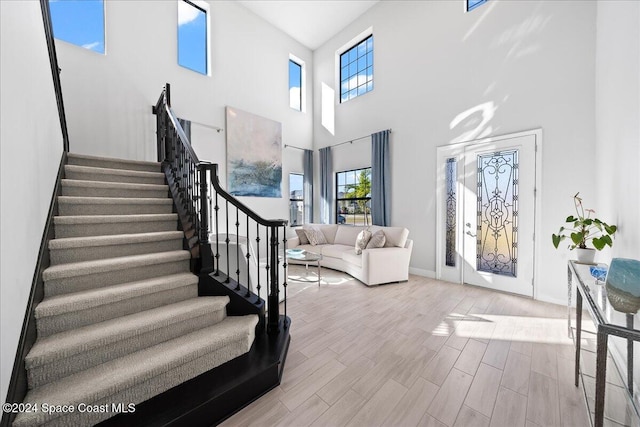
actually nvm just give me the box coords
[467,0,487,12]
[178,0,207,75]
[336,168,371,225]
[340,35,373,103]
[49,0,105,54]
[289,173,304,226]
[289,60,302,111]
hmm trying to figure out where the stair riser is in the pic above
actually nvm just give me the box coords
[55,220,177,238]
[68,157,160,173]
[45,259,191,297]
[50,239,183,265]
[17,340,253,427]
[37,285,198,338]
[65,169,165,185]
[58,201,173,216]
[29,310,226,389]
[62,186,168,199]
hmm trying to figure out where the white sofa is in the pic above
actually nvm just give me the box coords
[288,224,413,286]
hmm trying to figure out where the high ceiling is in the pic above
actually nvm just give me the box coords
[237,1,379,50]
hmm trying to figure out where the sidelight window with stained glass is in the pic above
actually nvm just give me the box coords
[445,158,457,267]
[476,150,518,277]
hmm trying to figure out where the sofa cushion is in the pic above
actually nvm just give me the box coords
[304,223,339,244]
[322,244,354,259]
[335,225,368,246]
[303,226,327,246]
[366,230,386,249]
[295,228,309,245]
[342,251,363,268]
[370,226,409,248]
[355,229,372,255]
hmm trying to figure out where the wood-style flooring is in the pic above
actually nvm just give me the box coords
[221,267,629,427]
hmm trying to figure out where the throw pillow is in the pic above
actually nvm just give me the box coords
[366,230,386,249]
[295,228,309,245]
[355,229,372,255]
[303,226,327,246]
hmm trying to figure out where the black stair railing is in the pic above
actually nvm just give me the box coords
[153,83,288,334]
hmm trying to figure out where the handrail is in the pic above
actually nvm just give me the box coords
[152,83,288,335]
[154,83,201,166]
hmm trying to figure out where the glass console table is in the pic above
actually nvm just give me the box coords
[568,260,640,427]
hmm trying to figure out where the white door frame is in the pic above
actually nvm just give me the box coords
[435,129,543,300]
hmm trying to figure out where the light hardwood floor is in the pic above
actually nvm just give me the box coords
[220,267,625,427]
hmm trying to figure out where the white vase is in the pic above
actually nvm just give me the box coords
[575,248,596,264]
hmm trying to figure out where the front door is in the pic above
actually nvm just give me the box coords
[437,131,538,297]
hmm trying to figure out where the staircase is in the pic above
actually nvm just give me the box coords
[13,153,258,427]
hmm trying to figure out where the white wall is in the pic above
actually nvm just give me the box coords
[595,1,640,261]
[313,0,597,304]
[595,0,640,405]
[0,2,64,404]
[56,0,313,222]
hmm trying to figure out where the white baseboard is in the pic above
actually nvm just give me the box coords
[409,267,436,279]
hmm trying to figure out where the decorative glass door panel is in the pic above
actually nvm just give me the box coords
[476,150,518,277]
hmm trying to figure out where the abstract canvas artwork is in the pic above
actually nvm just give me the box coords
[226,107,282,197]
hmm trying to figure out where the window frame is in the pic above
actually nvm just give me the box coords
[335,167,372,226]
[466,0,488,12]
[289,172,304,227]
[177,0,209,76]
[289,59,302,111]
[49,0,106,54]
[339,35,374,103]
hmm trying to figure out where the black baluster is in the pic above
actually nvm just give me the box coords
[235,207,240,290]
[246,216,251,298]
[214,191,220,276]
[282,225,288,328]
[255,223,261,304]
[225,200,230,283]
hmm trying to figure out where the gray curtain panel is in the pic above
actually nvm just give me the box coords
[303,149,314,224]
[371,129,390,226]
[319,146,333,224]
[177,118,191,141]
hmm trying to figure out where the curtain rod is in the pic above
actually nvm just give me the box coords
[189,119,224,133]
[329,128,392,149]
[283,144,309,151]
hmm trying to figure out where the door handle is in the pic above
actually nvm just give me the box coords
[466,230,476,238]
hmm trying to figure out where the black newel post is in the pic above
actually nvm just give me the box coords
[199,166,213,274]
[267,226,280,334]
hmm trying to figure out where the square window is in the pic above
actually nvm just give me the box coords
[339,35,373,103]
[178,0,207,75]
[49,0,105,54]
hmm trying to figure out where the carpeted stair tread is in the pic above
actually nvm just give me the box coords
[67,153,161,173]
[54,213,177,225]
[61,179,168,198]
[35,272,199,318]
[42,250,190,282]
[26,296,230,369]
[58,196,173,206]
[49,231,183,250]
[53,214,179,238]
[64,165,165,185]
[14,315,259,427]
[58,196,173,216]
[48,231,184,264]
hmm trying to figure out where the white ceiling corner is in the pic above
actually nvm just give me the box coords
[237,0,379,50]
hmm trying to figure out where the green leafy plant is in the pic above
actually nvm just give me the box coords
[552,193,617,250]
